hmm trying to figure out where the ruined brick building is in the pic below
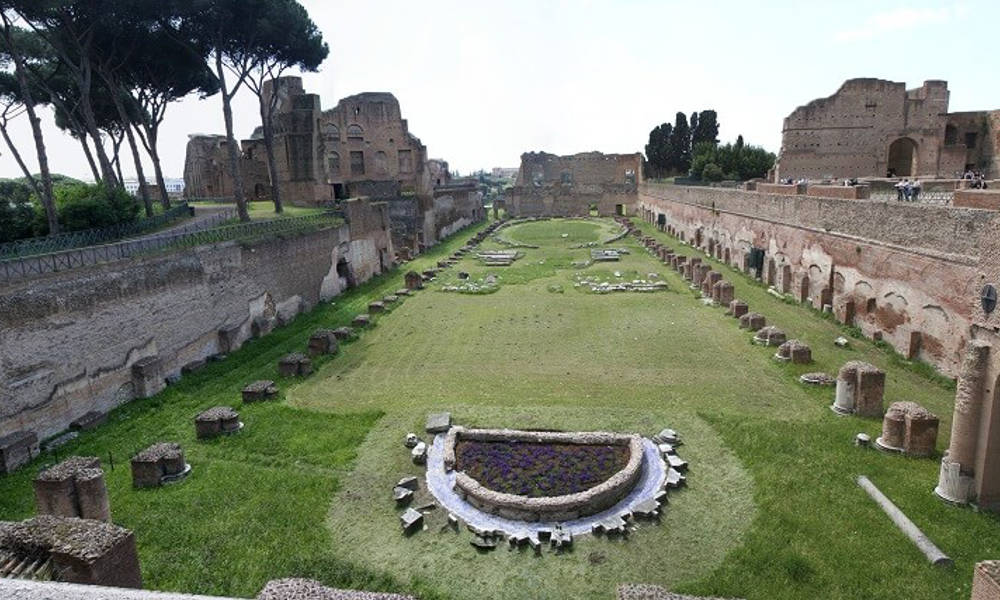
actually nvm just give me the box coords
[184,77,483,251]
[506,151,642,217]
[775,78,1000,180]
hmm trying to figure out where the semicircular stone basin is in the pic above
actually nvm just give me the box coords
[442,427,645,522]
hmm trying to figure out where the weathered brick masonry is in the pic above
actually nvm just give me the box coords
[638,183,999,377]
[0,202,393,441]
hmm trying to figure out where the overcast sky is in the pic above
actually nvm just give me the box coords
[0,0,996,180]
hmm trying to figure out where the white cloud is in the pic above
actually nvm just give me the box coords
[835,5,962,42]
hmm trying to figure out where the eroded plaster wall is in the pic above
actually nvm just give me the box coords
[639,183,1000,376]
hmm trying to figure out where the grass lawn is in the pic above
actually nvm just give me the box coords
[191,200,326,220]
[1,216,998,599]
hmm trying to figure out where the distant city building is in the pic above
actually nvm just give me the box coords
[123,178,185,197]
[491,167,519,179]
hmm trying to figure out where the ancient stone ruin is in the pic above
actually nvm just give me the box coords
[33,457,110,522]
[0,431,39,474]
[738,312,766,332]
[257,578,416,600]
[307,330,339,357]
[753,326,787,347]
[775,340,812,364]
[195,407,242,439]
[727,299,749,318]
[242,380,279,402]
[404,271,423,290]
[278,353,313,377]
[875,402,939,457]
[832,361,886,417]
[130,443,189,488]
[0,516,141,588]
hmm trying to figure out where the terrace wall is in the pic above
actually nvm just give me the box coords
[0,205,392,441]
[638,183,1000,376]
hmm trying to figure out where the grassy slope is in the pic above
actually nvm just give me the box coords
[2,217,998,599]
[0,224,486,598]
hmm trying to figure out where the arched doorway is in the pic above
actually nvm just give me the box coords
[887,137,918,176]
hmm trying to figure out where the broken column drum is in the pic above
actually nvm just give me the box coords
[33,456,111,522]
[937,340,991,504]
[832,361,886,417]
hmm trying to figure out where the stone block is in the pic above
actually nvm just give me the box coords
[0,431,38,474]
[776,340,812,364]
[753,326,787,346]
[426,412,452,433]
[307,329,339,356]
[217,324,243,354]
[728,299,748,318]
[404,271,424,290]
[877,401,913,451]
[278,353,312,377]
[34,456,110,522]
[352,314,371,328]
[368,301,385,314]
[832,361,885,417]
[713,280,734,306]
[738,312,766,331]
[395,288,412,296]
[972,560,1000,600]
[0,516,142,588]
[69,410,107,431]
[332,326,355,340]
[195,406,241,439]
[251,316,275,338]
[400,508,423,533]
[130,442,186,488]
[242,380,278,402]
[383,294,399,304]
[904,405,939,457]
[131,356,164,399]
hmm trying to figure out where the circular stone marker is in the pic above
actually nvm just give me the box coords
[425,433,668,538]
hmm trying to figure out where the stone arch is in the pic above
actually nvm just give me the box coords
[347,124,364,140]
[887,137,918,176]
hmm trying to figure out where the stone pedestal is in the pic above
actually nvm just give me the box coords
[738,312,766,331]
[131,356,164,399]
[195,407,242,439]
[0,431,38,474]
[935,453,975,504]
[130,443,187,488]
[937,340,991,504]
[0,516,142,588]
[307,329,339,356]
[972,560,1000,600]
[257,578,416,600]
[831,361,885,417]
[713,281,734,306]
[352,314,371,328]
[754,326,787,346]
[278,353,312,377]
[904,405,939,457]
[876,402,912,451]
[368,301,385,314]
[776,340,812,364]
[34,456,110,522]
[242,380,278,402]
[728,299,748,318]
[404,271,423,290]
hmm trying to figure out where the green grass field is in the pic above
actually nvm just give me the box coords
[2,217,999,599]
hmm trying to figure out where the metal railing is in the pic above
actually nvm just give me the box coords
[0,212,343,284]
[0,202,193,259]
[869,190,953,205]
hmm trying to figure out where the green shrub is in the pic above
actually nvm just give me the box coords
[38,183,140,233]
[0,180,36,242]
[702,163,724,182]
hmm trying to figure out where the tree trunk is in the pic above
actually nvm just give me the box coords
[78,135,101,183]
[2,17,59,234]
[111,132,125,189]
[258,95,283,213]
[216,51,250,222]
[142,124,170,209]
[0,121,41,196]
[78,62,118,186]
[122,126,153,217]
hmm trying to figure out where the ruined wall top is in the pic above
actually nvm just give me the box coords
[515,151,642,187]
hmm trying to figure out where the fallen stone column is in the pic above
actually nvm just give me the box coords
[856,475,951,567]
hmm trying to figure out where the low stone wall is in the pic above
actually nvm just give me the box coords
[954,189,1000,210]
[756,183,804,196]
[0,202,393,441]
[805,184,870,200]
[445,427,644,522]
[638,183,1000,376]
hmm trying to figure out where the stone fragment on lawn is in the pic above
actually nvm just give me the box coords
[666,468,686,488]
[800,372,836,386]
[195,406,241,439]
[776,339,812,364]
[277,353,312,377]
[834,336,850,347]
[397,476,419,490]
[242,380,278,402]
[393,486,414,503]
[332,326,355,340]
[471,535,498,550]
[411,442,427,465]
[400,508,423,533]
[425,412,452,434]
[458,272,470,280]
[738,312,766,331]
[667,455,689,471]
[657,443,675,456]
[307,329,339,357]
[368,301,385,314]
[404,433,420,448]
[383,294,399,304]
[753,326,787,346]
[352,314,371,328]
[550,529,573,548]
[395,288,412,296]
[653,428,680,444]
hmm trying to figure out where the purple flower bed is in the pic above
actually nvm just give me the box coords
[455,440,630,497]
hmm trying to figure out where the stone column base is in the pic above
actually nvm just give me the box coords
[934,455,974,505]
